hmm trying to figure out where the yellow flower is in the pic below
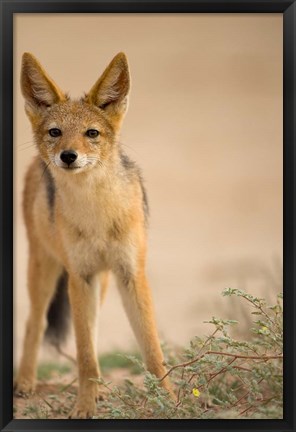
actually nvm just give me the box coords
[192,388,200,397]
[260,326,269,334]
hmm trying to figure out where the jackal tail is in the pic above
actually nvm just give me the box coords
[45,270,110,346]
[45,270,70,346]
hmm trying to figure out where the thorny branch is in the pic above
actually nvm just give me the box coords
[159,351,283,383]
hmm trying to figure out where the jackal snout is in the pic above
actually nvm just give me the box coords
[60,149,78,166]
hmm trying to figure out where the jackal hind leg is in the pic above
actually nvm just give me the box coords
[14,245,62,396]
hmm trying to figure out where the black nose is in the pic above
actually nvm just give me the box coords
[60,150,78,165]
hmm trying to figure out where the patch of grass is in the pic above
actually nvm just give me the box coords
[99,351,142,375]
[22,403,50,419]
[37,362,71,380]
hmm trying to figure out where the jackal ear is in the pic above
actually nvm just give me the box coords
[21,53,66,115]
[85,52,130,126]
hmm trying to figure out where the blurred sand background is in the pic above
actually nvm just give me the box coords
[14,14,283,365]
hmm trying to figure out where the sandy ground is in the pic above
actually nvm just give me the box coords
[14,14,283,366]
[13,368,145,419]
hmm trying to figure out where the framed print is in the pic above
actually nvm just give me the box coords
[0,0,295,431]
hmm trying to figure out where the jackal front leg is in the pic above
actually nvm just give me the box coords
[15,249,62,396]
[115,258,174,397]
[67,275,100,419]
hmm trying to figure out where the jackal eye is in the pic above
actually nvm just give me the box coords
[49,128,62,137]
[86,129,99,138]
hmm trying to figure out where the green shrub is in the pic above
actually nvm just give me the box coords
[37,362,71,380]
[92,289,283,419]
[99,351,142,375]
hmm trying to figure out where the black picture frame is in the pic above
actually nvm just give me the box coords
[0,1,295,431]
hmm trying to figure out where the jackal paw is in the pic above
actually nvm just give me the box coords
[69,398,97,419]
[14,379,35,397]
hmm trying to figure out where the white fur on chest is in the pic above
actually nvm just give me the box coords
[57,173,134,278]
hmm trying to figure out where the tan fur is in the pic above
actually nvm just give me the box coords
[15,52,173,418]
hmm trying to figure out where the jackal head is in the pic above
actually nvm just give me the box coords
[21,52,130,174]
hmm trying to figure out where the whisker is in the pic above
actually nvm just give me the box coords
[39,161,51,184]
[18,140,35,147]
[119,141,139,157]
[18,144,36,152]
[87,156,100,160]
[86,156,103,166]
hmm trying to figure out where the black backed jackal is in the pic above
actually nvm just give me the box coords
[15,52,172,418]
